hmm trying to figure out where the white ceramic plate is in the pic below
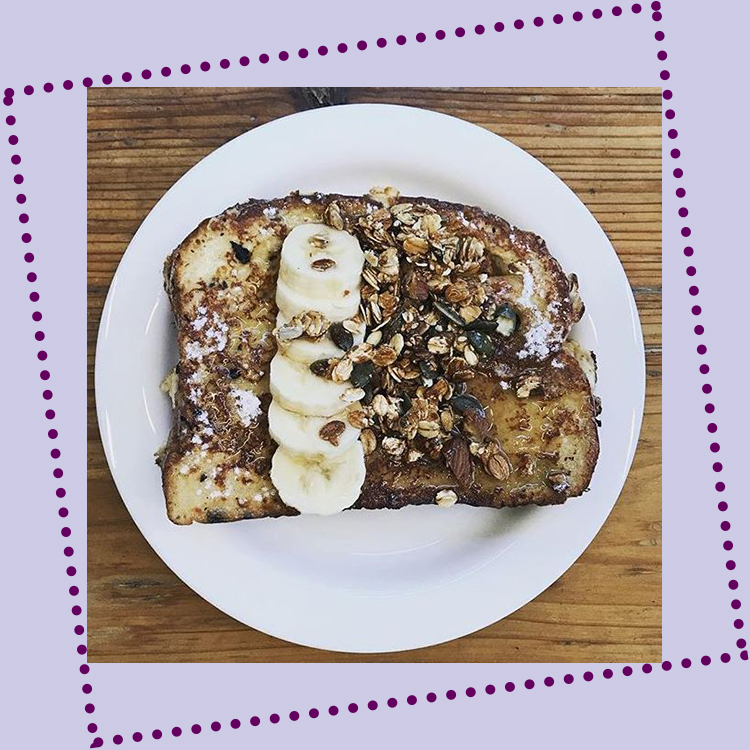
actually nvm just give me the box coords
[95,104,644,654]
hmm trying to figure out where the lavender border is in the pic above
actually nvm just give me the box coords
[7,3,746,748]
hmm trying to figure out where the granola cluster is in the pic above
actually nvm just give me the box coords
[272,188,543,488]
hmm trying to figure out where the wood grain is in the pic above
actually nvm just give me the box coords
[87,88,661,663]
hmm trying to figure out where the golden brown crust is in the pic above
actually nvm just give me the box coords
[160,191,598,523]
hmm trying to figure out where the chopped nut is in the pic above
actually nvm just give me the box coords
[445,281,471,304]
[372,394,390,417]
[417,420,441,439]
[347,409,370,429]
[406,273,430,301]
[364,250,379,267]
[391,202,416,225]
[426,378,451,400]
[295,310,329,338]
[446,356,475,382]
[382,436,405,457]
[435,489,458,507]
[482,442,511,480]
[348,343,373,364]
[360,429,377,455]
[275,321,305,341]
[443,435,474,487]
[469,441,484,456]
[341,387,366,403]
[516,373,543,399]
[379,247,400,277]
[325,201,345,230]
[319,420,346,446]
[459,304,482,324]
[440,409,454,432]
[368,185,400,207]
[332,358,353,383]
[464,346,479,367]
[403,236,430,256]
[407,449,423,463]
[427,336,451,355]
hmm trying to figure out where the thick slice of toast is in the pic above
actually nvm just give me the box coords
[160,190,600,523]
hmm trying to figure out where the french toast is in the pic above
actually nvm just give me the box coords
[160,189,600,523]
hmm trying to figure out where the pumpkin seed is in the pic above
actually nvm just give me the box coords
[432,298,467,327]
[449,393,486,418]
[466,318,499,334]
[467,330,495,357]
[350,361,374,388]
[495,304,518,337]
[419,361,438,381]
[330,322,354,352]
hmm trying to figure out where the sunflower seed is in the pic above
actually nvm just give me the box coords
[311,257,336,271]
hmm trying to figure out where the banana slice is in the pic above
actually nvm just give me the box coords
[270,442,366,515]
[270,354,354,417]
[275,313,365,365]
[268,400,360,458]
[276,276,361,322]
[279,223,364,300]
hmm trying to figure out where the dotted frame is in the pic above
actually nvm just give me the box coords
[6,3,746,748]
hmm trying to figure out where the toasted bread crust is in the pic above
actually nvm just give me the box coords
[160,191,599,523]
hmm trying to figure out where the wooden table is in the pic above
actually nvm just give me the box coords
[88,88,661,663]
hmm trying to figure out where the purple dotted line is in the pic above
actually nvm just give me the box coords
[6,5,744,749]
[653,5,743,634]
[6,111,90,737]
[2,6,651,103]
[89,652,747,746]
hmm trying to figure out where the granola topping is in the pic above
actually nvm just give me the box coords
[313,187,582,488]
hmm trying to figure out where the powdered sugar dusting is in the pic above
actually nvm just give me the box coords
[231,388,262,427]
[205,313,228,352]
[516,267,562,360]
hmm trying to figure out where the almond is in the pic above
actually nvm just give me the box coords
[443,435,474,487]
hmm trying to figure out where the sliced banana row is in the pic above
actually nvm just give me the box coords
[269,223,368,515]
